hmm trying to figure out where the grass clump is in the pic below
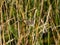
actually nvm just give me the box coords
[0,0,60,45]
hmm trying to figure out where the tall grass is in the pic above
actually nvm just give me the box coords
[0,0,60,45]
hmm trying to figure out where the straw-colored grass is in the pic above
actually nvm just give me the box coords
[0,0,60,45]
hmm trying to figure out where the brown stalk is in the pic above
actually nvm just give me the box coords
[16,0,21,45]
[0,0,5,45]
[40,0,44,18]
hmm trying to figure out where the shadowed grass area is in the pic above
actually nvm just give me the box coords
[0,0,60,45]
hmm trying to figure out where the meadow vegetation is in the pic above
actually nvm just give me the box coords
[0,0,60,45]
